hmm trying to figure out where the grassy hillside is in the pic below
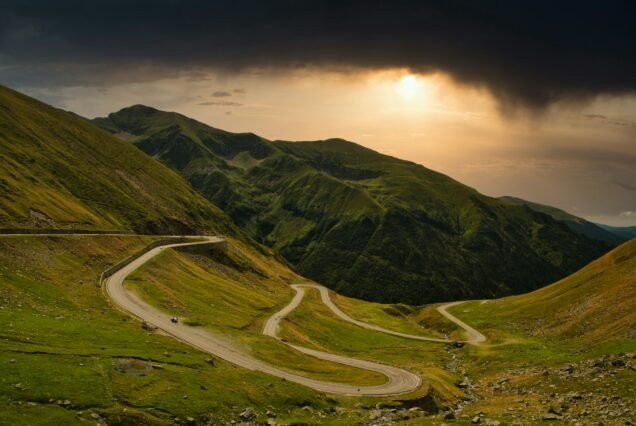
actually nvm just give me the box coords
[424,240,636,425]
[0,236,342,425]
[500,195,628,245]
[448,238,636,346]
[1,234,633,425]
[96,106,610,304]
[0,86,237,235]
[269,237,636,425]
[93,105,271,228]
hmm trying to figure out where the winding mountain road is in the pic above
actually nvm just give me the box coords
[437,301,487,344]
[103,237,422,396]
[3,232,486,396]
[265,284,486,345]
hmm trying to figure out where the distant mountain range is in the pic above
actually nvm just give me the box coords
[93,104,610,303]
[597,224,636,241]
[499,196,635,245]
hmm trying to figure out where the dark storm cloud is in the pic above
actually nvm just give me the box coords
[198,101,242,106]
[584,114,636,128]
[212,90,232,98]
[610,177,636,193]
[1,0,635,109]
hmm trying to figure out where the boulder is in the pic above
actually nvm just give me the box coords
[457,377,471,388]
[369,409,383,420]
[443,411,456,420]
[611,359,626,367]
[239,407,256,420]
[141,321,157,331]
[542,413,563,421]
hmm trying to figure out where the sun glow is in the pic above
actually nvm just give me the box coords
[397,74,420,100]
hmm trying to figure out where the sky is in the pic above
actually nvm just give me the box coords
[1,0,635,226]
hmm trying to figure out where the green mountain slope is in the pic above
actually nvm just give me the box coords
[446,238,636,346]
[417,240,636,425]
[501,238,636,343]
[95,106,610,304]
[93,105,272,228]
[0,86,237,235]
[499,196,628,245]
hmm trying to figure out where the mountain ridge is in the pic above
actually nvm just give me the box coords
[499,195,631,245]
[95,104,611,304]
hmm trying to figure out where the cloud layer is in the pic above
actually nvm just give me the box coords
[1,0,635,109]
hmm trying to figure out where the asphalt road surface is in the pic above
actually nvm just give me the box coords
[2,233,484,396]
[104,237,422,396]
[265,284,486,344]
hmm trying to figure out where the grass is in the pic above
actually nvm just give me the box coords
[278,288,461,404]
[330,291,446,338]
[410,305,463,339]
[0,84,236,235]
[1,234,634,425]
[445,239,636,350]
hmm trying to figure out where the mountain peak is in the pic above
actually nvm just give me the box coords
[97,104,182,136]
[109,104,163,121]
[119,104,158,113]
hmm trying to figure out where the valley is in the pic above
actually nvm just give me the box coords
[106,235,422,397]
[0,85,634,425]
[1,2,636,425]
[2,231,633,425]
[94,105,611,305]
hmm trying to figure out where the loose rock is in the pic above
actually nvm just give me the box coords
[115,359,153,376]
[141,321,157,331]
[542,413,563,421]
[239,407,256,420]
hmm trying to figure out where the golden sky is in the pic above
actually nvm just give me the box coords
[24,69,636,226]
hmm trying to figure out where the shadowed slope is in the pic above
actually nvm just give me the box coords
[96,106,610,304]
[500,195,628,245]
